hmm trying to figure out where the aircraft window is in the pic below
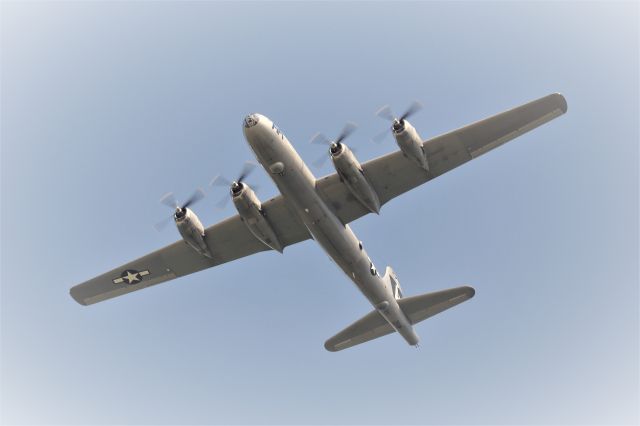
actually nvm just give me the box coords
[369,263,377,276]
[358,241,363,250]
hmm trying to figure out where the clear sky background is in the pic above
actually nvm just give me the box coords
[1,2,638,425]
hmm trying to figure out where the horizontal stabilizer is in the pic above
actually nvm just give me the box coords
[398,286,475,325]
[324,286,474,352]
[324,309,396,352]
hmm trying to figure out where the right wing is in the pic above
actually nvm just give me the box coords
[317,93,567,224]
[70,196,311,305]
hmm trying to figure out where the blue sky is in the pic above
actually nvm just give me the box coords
[1,2,638,424]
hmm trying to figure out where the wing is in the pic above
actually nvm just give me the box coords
[70,196,310,305]
[316,93,567,224]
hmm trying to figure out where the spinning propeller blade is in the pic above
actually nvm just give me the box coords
[335,122,357,144]
[153,216,173,232]
[159,192,179,209]
[182,188,205,209]
[372,128,390,143]
[210,174,232,187]
[310,132,331,146]
[215,195,231,210]
[210,161,260,210]
[309,121,358,168]
[375,105,395,122]
[237,161,257,183]
[400,101,423,121]
[373,100,423,141]
[155,188,206,231]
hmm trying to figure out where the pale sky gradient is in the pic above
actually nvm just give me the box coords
[1,2,638,425]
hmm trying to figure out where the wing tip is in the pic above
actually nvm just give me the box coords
[69,286,89,306]
[324,341,339,352]
[324,336,355,352]
[449,285,476,300]
[461,285,476,299]
[550,92,568,114]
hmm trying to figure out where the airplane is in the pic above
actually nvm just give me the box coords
[70,93,567,352]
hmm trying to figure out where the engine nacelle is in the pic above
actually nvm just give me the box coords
[232,183,284,252]
[392,119,429,171]
[175,208,212,258]
[331,144,381,214]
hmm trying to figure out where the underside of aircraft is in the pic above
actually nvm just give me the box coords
[70,93,567,351]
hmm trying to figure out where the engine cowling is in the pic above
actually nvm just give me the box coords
[231,183,284,252]
[331,143,381,214]
[392,119,429,171]
[174,207,212,258]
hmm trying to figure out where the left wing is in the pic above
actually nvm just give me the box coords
[70,196,310,305]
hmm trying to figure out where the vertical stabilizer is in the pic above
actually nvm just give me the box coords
[383,266,403,299]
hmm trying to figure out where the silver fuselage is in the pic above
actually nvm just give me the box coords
[243,114,419,346]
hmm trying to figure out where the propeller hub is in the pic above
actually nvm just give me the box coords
[174,207,186,220]
[330,142,342,155]
[156,189,204,231]
[231,181,243,195]
[375,101,421,138]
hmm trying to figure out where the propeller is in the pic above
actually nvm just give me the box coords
[209,161,259,209]
[310,121,357,168]
[372,100,423,143]
[154,188,206,231]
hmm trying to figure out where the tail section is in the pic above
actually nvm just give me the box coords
[398,286,475,325]
[324,285,475,352]
[385,266,403,300]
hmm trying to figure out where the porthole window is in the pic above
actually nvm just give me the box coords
[369,262,377,276]
[358,241,363,250]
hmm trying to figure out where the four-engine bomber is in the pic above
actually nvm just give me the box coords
[70,93,568,352]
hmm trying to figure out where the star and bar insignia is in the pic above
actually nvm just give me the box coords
[113,269,150,285]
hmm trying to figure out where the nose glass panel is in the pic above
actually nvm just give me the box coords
[243,114,260,128]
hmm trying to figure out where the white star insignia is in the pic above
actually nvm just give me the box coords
[124,271,140,283]
[113,269,150,285]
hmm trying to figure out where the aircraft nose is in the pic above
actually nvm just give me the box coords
[243,113,261,129]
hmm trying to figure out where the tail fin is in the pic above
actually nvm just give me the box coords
[324,286,474,352]
[385,266,403,299]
